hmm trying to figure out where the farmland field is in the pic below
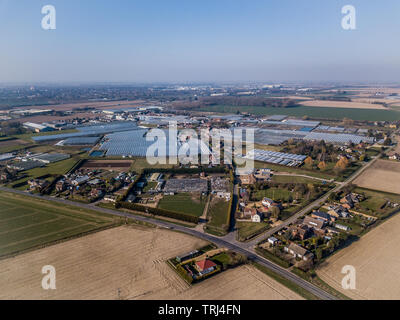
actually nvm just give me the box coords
[353,159,400,194]
[0,226,302,300]
[253,188,292,202]
[81,159,133,171]
[158,193,206,217]
[199,105,400,121]
[317,212,400,299]
[0,191,115,257]
[298,100,387,110]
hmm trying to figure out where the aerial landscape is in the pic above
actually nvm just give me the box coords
[1,0,400,310]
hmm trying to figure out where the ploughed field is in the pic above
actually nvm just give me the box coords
[353,159,400,195]
[0,226,302,300]
[317,212,400,300]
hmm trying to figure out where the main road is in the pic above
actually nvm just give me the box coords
[0,185,336,300]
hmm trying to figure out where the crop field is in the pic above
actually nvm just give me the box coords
[236,221,270,241]
[317,212,400,299]
[353,160,400,195]
[158,193,206,217]
[298,100,387,110]
[199,105,400,121]
[0,226,302,300]
[0,192,115,258]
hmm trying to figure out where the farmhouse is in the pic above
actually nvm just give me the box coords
[284,243,314,261]
[311,211,335,222]
[239,174,256,185]
[303,216,325,230]
[195,259,217,276]
[267,237,278,246]
[290,224,311,240]
[251,210,264,223]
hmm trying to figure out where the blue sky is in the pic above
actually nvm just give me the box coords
[1,0,400,83]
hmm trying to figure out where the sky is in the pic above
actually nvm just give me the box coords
[0,0,400,83]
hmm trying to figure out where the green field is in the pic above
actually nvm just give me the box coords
[271,175,325,184]
[158,193,206,217]
[0,192,116,257]
[130,157,175,173]
[207,198,230,229]
[253,188,292,202]
[354,187,400,217]
[236,221,270,241]
[199,105,400,121]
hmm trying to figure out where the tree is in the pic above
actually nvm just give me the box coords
[304,157,313,167]
[269,206,281,220]
[318,161,327,171]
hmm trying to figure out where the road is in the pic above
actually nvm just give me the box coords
[0,185,336,300]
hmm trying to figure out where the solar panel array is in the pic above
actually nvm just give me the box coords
[246,149,307,167]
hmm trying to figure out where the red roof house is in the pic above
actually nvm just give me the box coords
[195,259,217,272]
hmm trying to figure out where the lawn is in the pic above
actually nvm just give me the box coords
[0,191,116,257]
[253,188,292,202]
[207,197,230,230]
[130,157,175,173]
[158,193,206,217]
[236,221,270,241]
[199,105,400,121]
[354,187,400,217]
[254,161,335,180]
[271,175,325,184]
[143,181,157,192]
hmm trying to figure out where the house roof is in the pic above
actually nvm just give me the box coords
[196,259,217,271]
[287,243,308,256]
[312,211,330,220]
[303,216,325,229]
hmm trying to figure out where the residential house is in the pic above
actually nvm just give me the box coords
[311,211,335,222]
[239,174,256,185]
[291,224,311,240]
[303,216,325,230]
[251,210,264,223]
[55,180,65,192]
[284,243,314,261]
[195,259,217,276]
[267,237,278,246]
[335,223,350,232]
[243,207,257,219]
